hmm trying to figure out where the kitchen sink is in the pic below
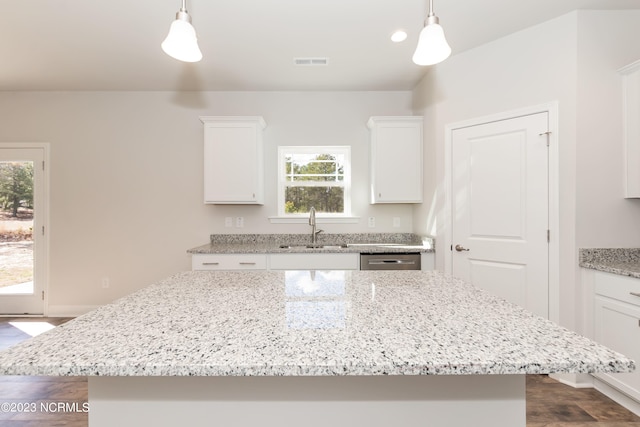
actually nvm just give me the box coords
[278,244,349,249]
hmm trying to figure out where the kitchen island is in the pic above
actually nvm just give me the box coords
[0,270,634,426]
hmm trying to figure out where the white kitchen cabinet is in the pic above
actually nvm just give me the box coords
[421,252,435,271]
[593,271,640,403]
[367,116,423,204]
[619,60,640,198]
[269,253,360,270]
[200,116,266,204]
[192,254,267,271]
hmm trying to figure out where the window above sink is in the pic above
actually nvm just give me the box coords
[276,146,351,218]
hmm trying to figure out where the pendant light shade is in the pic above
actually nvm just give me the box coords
[412,0,451,66]
[161,0,202,63]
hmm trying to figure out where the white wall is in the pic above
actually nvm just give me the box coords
[413,12,578,328]
[0,91,413,313]
[575,11,640,247]
[573,10,640,334]
[412,10,640,331]
[208,92,415,235]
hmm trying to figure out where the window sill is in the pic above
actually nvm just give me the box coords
[269,216,360,224]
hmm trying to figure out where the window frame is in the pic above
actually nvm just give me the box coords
[277,145,352,218]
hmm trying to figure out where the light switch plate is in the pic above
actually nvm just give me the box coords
[368,217,375,228]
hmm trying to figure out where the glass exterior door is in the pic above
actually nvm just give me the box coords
[0,146,46,315]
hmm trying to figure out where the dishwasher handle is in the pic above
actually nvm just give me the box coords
[367,259,416,265]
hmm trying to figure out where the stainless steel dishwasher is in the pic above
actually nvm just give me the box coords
[360,253,421,270]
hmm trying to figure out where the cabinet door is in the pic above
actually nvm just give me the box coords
[269,253,360,270]
[619,60,640,198]
[368,117,423,204]
[201,117,266,204]
[594,295,640,402]
[421,253,435,271]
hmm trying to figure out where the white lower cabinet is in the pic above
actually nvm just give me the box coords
[268,253,360,270]
[594,271,640,403]
[192,254,267,271]
[192,252,428,272]
[421,253,435,271]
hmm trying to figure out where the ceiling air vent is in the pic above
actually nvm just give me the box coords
[294,57,329,66]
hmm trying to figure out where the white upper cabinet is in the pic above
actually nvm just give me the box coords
[200,116,266,204]
[619,60,640,198]
[367,116,423,204]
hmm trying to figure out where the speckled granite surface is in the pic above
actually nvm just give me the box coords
[188,233,435,255]
[0,271,633,377]
[579,248,640,279]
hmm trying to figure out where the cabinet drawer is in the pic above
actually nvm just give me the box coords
[595,271,640,306]
[269,253,359,270]
[192,254,267,271]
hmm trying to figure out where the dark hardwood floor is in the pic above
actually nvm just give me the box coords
[527,374,640,426]
[0,317,639,426]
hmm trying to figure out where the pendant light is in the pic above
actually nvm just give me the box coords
[161,0,203,63]
[412,0,451,66]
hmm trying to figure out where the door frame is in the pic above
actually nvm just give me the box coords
[443,102,559,323]
[0,142,50,316]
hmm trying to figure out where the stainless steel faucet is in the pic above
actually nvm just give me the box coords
[309,206,323,245]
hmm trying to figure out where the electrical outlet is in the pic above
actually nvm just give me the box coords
[101,277,110,289]
[368,217,375,228]
[393,217,401,228]
[225,217,233,227]
[236,217,244,228]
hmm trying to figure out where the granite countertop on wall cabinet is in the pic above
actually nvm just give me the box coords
[579,248,640,279]
[187,233,435,255]
[0,270,632,377]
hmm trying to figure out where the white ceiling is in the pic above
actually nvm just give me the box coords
[1,0,639,91]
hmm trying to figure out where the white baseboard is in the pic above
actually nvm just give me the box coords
[549,373,594,388]
[593,376,640,417]
[47,305,100,317]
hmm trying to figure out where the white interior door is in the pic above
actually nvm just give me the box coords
[0,146,47,315]
[451,113,549,318]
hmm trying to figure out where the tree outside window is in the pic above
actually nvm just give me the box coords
[0,162,34,217]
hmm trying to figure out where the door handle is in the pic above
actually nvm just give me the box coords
[455,244,470,252]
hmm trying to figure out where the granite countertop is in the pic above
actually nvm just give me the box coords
[187,233,435,255]
[579,248,640,279]
[0,270,633,377]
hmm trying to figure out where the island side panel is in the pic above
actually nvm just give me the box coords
[88,375,525,427]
